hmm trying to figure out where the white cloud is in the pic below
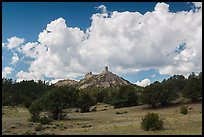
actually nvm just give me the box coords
[18,42,47,58]
[46,17,67,32]
[13,2,202,81]
[154,2,169,13]
[5,36,25,49]
[96,5,107,13]
[2,67,14,78]
[16,71,43,82]
[16,17,87,81]
[192,2,202,8]
[10,53,19,65]
[49,78,64,85]
[135,78,151,87]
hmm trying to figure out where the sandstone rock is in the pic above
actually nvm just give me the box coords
[55,66,132,89]
[54,79,78,87]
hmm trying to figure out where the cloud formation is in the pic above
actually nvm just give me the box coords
[135,78,151,87]
[2,67,14,78]
[10,53,19,65]
[4,36,25,50]
[192,2,202,8]
[3,2,201,82]
[16,71,43,82]
[96,5,107,13]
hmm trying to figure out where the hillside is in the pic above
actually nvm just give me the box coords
[55,66,132,89]
[54,79,78,87]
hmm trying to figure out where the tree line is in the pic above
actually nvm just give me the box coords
[2,72,202,121]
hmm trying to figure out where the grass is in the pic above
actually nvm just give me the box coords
[2,103,202,135]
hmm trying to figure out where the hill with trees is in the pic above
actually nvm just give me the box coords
[2,71,202,124]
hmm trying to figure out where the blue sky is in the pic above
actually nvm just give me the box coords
[2,2,202,86]
[2,2,193,42]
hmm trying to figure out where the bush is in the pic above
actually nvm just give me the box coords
[39,86,78,120]
[115,111,128,115]
[58,113,68,120]
[35,124,43,131]
[180,106,188,114]
[39,116,53,125]
[75,108,80,112]
[141,112,164,131]
[112,85,139,108]
[28,99,42,122]
[77,90,96,113]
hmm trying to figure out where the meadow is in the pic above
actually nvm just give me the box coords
[2,102,202,135]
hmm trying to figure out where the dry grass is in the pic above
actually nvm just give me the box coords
[2,103,202,135]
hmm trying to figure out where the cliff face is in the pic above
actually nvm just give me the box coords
[55,66,131,89]
[54,79,78,87]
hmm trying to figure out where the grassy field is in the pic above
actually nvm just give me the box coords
[2,102,202,135]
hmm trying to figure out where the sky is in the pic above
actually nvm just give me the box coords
[2,2,202,87]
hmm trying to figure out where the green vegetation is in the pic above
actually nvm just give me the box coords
[3,72,202,111]
[1,71,202,135]
[2,103,202,135]
[38,116,53,125]
[141,112,164,131]
[141,81,161,108]
[35,124,43,131]
[2,79,51,108]
[28,99,42,122]
[182,72,202,102]
[77,89,96,113]
[180,106,189,114]
[38,86,78,120]
[112,85,139,108]
[141,72,202,108]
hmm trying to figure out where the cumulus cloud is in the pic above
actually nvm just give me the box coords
[18,42,47,58]
[192,2,202,8]
[10,53,19,65]
[2,67,14,78]
[4,36,25,49]
[154,2,169,13]
[16,71,44,82]
[135,78,151,87]
[12,2,202,81]
[49,79,64,84]
[96,5,107,13]
[15,17,87,80]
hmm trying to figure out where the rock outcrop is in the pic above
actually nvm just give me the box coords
[54,79,78,87]
[78,66,131,89]
[54,66,131,89]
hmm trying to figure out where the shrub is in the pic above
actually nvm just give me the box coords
[115,111,128,115]
[112,85,139,108]
[141,112,164,131]
[35,124,43,131]
[75,108,80,112]
[39,116,53,125]
[58,113,68,120]
[28,99,42,122]
[77,90,96,113]
[180,106,188,114]
[115,112,121,114]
